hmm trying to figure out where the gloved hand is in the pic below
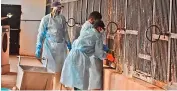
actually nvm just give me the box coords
[66,41,72,50]
[106,53,115,62]
[103,44,109,52]
[35,45,42,58]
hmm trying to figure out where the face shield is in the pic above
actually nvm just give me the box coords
[51,1,63,17]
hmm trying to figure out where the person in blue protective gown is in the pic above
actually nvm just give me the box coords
[80,11,109,90]
[60,20,114,90]
[35,1,71,90]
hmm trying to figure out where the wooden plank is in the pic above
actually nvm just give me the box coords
[138,53,151,61]
[171,33,177,39]
[152,34,169,41]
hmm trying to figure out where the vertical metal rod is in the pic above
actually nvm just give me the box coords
[85,0,88,21]
[123,0,128,76]
[137,0,141,72]
[80,0,83,24]
[68,2,70,20]
[167,0,173,84]
[76,1,78,23]
[99,0,102,13]
[115,0,118,22]
[151,0,156,81]
[92,0,95,11]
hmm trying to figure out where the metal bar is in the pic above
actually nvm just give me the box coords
[92,0,95,11]
[99,0,102,13]
[68,2,70,21]
[138,53,151,61]
[75,23,82,27]
[137,0,141,54]
[85,0,88,21]
[107,35,114,39]
[60,0,79,3]
[16,56,46,66]
[80,0,83,24]
[167,0,173,84]
[117,30,138,35]
[151,0,156,80]
[10,28,19,30]
[21,20,41,21]
[152,34,169,41]
[123,0,128,76]
[126,30,138,35]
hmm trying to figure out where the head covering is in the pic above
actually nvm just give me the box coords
[51,1,63,8]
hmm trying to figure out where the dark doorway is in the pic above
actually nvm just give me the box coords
[1,4,22,55]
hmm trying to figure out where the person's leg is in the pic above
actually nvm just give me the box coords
[53,72,62,90]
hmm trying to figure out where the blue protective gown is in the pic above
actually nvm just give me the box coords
[60,28,107,90]
[36,14,70,72]
[80,21,106,89]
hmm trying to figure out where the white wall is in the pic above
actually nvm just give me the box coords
[1,0,46,56]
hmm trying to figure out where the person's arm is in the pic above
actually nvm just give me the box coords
[94,38,107,60]
[94,36,114,62]
[35,17,48,58]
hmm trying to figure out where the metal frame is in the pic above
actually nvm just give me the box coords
[60,0,79,3]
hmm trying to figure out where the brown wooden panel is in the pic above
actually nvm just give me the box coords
[153,0,170,82]
[172,0,177,33]
[139,0,153,55]
[154,40,168,82]
[126,0,139,30]
[171,39,177,82]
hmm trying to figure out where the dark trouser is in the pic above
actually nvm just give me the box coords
[74,87,80,90]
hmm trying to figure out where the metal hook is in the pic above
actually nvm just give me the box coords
[106,22,119,34]
[66,18,76,27]
[145,25,163,43]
